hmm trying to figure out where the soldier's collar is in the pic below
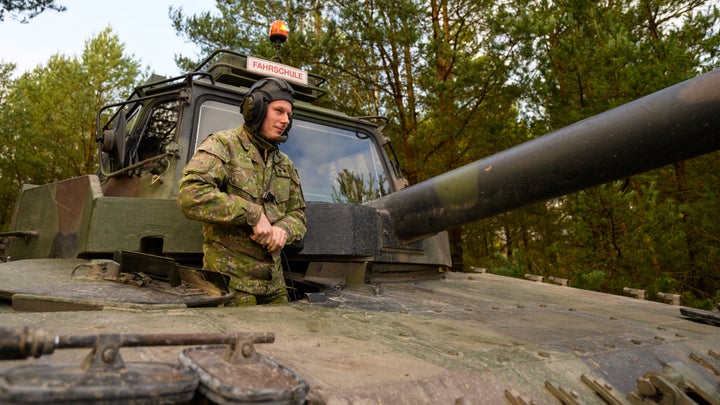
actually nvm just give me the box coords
[238,127,253,151]
[243,127,277,161]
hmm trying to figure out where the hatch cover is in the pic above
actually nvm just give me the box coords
[179,343,309,405]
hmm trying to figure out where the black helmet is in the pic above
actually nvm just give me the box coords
[241,77,294,141]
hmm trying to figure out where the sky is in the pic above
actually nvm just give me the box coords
[0,0,216,77]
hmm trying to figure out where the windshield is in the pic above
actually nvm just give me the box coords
[284,121,390,203]
[194,100,390,203]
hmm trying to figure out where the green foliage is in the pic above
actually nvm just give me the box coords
[489,249,526,278]
[0,28,142,229]
[682,289,720,311]
[462,0,720,307]
[0,0,65,22]
[573,270,606,291]
[169,1,318,71]
[171,0,523,181]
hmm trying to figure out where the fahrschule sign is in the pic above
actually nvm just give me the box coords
[246,56,308,86]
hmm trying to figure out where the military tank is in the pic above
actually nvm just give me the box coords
[1,27,720,403]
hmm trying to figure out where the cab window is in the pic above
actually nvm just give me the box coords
[283,121,390,203]
[132,100,180,162]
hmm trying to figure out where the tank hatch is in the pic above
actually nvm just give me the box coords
[0,326,201,403]
[0,256,233,311]
[0,326,294,404]
[179,344,309,404]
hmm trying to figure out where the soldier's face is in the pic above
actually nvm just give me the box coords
[261,100,293,141]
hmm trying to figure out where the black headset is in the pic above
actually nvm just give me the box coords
[241,77,294,135]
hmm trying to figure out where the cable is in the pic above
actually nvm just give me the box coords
[280,250,298,301]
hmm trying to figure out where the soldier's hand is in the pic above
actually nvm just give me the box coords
[251,213,273,245]
[251,213,287,252]
[265,226,288,252]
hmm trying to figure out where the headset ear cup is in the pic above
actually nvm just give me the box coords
[242,92,266,131]
[241,94,255,122]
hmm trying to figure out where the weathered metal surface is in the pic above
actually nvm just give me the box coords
[2,272,718,403]
[680,307,720,327]
[5,175,203,260]
[179,344,309,404]
[0,259,232,311]
[0,328,287,403]
[0,361,198,404]
[0,331,200,403]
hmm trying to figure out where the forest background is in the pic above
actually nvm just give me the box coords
[1,0,719,308]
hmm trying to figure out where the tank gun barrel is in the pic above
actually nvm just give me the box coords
[368,69,720,242]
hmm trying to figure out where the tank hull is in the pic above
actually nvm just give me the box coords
[2,272,718,403]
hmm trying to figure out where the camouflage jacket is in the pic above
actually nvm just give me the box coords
[177,127,306,295]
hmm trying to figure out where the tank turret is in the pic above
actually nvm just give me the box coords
[2,52,720,303]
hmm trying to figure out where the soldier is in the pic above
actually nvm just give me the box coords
[177,77,306,306]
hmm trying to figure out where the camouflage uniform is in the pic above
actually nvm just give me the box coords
[177,127,306,303]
